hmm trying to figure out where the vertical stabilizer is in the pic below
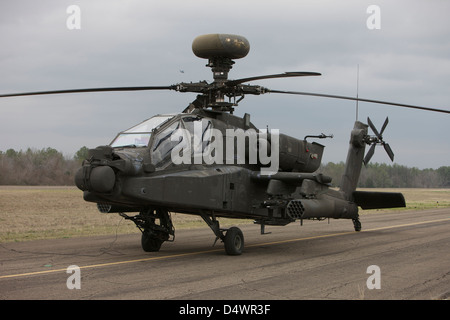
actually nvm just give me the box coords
[339,120,406,216]
[340,121,368,200]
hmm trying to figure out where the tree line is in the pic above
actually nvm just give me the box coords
[321,162,450,188]
[0,147,449,187]
[0,147,88,186]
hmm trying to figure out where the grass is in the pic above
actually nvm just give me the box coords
[0,186,249,242]
[0,186,449,243]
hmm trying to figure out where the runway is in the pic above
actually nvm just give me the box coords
[1,208,449,300]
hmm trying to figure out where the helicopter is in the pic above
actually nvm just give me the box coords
[2,34,449,255]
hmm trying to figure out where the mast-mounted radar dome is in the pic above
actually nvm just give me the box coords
[192,34,250,60]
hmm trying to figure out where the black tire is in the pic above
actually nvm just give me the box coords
[224,227,244,255]
[141,232,163,252]
[353,218,362,232]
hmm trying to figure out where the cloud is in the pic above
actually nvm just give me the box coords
[1,0,449,169]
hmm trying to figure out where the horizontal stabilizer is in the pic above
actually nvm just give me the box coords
[352,191,406,210]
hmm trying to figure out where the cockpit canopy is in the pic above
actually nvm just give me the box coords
[110,115,175,148]
[110,114,213,169]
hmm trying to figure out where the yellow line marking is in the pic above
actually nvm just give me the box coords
[0,248,223,279]
[247,217,450,248]
[1,217,450,280]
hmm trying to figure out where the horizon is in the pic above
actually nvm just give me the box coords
[1,145,448,171]
[1,1,449,169]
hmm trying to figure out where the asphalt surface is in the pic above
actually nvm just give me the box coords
[1,208,449,300]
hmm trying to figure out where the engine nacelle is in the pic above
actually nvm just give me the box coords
[278,134,324,173]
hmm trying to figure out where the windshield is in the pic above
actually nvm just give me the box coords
[151,116,213,168]
[110,115,174,148]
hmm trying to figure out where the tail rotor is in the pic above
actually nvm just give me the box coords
[363,117,395,166]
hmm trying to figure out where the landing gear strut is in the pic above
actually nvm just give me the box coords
[200,213,244,255]
[120,208,175,252]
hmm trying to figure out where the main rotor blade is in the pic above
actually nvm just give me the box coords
[0,86,176,98]
[268,89,450,114]
[227,72,321,86]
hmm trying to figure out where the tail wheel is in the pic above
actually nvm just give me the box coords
[224,227,244,255]
[353,218,362,232]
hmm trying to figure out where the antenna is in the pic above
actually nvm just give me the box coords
[356,64,360,121]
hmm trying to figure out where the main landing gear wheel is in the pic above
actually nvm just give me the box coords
[141,232,164,252]
[224,227,244,255]
[120,208,175,253]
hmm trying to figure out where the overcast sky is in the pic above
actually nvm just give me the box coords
[1,0,449,169]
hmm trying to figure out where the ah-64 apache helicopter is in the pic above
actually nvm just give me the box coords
[2,34,449,255]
